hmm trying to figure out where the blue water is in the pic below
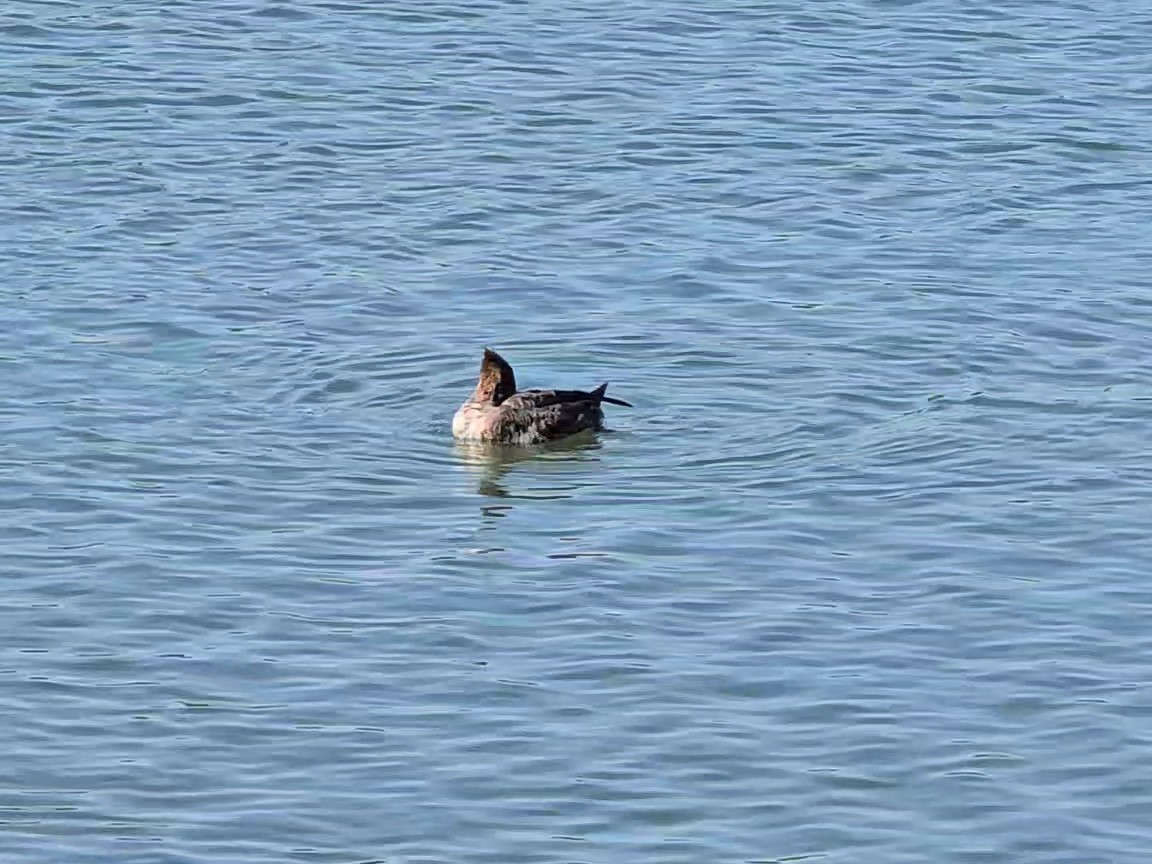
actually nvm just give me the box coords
[4,1,1152,862]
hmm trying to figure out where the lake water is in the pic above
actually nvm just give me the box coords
[3,1,1152,862]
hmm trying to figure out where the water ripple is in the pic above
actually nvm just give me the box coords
[4,0,1152,861]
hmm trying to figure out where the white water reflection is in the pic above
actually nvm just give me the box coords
[453,433,605,499]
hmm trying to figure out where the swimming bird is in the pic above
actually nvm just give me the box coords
[452,348,632,445]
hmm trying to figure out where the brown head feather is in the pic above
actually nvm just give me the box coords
[471,347,518,404]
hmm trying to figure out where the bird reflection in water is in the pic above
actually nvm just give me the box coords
[454,433,604,501]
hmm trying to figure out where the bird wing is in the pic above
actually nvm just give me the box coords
[502,384,631,409]
[490,398,603,443]
[501,388,600,410]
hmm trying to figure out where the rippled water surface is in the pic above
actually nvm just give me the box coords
[4,1,1152,861]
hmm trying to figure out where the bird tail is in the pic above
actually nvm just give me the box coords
[592,383,633,407]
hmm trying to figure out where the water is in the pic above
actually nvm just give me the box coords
[3,0,1152,861]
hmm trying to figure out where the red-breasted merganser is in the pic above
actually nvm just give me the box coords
[452,348,632,445]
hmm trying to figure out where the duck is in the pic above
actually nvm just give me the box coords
[452,348,632,445]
